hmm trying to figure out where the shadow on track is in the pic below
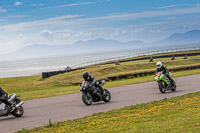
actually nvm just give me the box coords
[0,116,27,122]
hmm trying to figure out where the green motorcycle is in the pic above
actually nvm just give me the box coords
[155,72,176,93]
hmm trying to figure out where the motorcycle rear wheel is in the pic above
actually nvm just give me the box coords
[171,80,176,91]
[11,106,24,117]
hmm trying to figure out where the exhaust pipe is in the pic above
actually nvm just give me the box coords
[16,101,24,108]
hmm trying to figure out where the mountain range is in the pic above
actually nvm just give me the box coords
[2,29,200,60]
[155,30,200,45]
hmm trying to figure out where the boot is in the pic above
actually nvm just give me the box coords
[96,92,102,100]
[167,76,174,86]
[169,79,174,86]
[166,84,171,90]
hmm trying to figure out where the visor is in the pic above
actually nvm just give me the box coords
[157,65,161,68]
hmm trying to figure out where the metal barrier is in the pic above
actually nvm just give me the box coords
[71,46,200,69]
[42,46,200,79]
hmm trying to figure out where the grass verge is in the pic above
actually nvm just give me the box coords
[17,91,200,133]
[5,68,200,101]
[0,51,199,101]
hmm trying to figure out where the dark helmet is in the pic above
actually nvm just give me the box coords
[82,72,90,80]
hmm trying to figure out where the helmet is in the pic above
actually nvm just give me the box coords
[156,61,162,69]
[82,72,89,80]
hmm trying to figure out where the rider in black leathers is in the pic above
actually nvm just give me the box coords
[156,61,173,86]
[82,72,103,99]
[0,87,15,111]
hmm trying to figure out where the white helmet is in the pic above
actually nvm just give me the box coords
[156,61,162,68]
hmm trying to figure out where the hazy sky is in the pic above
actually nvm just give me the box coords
[0,0,200,54]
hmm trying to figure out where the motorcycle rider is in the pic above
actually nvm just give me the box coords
[0,87,15,112]
[82,72,103,99]
[156,61,173,88]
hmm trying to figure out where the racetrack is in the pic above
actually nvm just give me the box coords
[0,74,200,133]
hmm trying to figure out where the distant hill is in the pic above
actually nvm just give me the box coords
[2,29,200,60]
[3,38,145,59]
[153,29,200,45]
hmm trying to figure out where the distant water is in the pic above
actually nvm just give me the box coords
[0,44,198,78]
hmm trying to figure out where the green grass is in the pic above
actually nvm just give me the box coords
[40,55,200,86]
[1,68,199,101]
[17,91,200,133]
[0,50,199,100]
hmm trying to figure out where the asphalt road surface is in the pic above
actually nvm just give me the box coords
[0,74,200,133]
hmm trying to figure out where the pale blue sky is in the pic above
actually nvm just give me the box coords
[0,0,200,53]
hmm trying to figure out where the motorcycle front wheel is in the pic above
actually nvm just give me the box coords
[82,92,93,105]
[11,106,24,117]
[158,82,166,94]
[102,89,111,102]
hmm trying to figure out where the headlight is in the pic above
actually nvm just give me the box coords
[84,84,88,88]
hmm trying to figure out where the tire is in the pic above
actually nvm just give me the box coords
[171,80,176,91]
[11,106,24,117]
[102,89,111,102]
[158,82,166,94]
[82,92,93,105]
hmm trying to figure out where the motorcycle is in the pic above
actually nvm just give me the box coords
[0,93,24,117]
[155,72,176,93]
[80,80,111,105]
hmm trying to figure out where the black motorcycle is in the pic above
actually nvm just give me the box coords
[80,80,111,105]
[0,93,24,117]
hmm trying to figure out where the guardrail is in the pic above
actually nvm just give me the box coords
[42,46,200,79]
[70,64,200,85]
[42,67,85,79]
[71,46,200,69]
